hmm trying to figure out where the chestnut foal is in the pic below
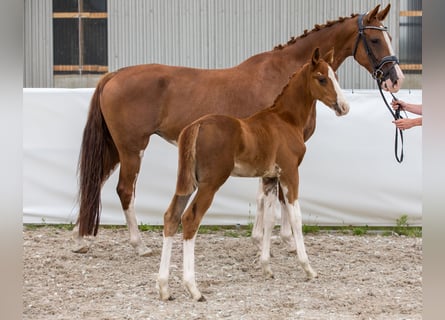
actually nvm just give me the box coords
[157,48,349,301]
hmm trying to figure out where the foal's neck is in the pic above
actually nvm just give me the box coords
[273,69,315,126]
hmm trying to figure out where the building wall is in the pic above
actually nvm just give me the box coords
[24,0,401,89]
[24,0,53,87]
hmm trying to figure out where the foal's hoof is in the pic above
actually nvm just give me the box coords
[72,245,89,254]
[138,247,153,257]
[160,295,175,301]
[196,295,206,302]
[305,269,318,280]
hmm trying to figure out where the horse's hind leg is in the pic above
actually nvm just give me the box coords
[117,151,152,256]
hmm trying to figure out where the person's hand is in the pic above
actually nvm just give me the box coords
[392,118,422,130]
[391,99,406,111]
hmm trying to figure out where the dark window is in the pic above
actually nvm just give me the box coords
[83,0,107,12]
[53,0,78,12]
[53,0,108,74]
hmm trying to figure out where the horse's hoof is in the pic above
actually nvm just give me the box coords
[72,246,89,254]
[197,295,206,302]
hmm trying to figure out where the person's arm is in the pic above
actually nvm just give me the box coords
[391,99,422,115]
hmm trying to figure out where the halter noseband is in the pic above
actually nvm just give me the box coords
[352,13,399,82]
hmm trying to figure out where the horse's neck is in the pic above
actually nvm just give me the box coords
[274,18,357,71]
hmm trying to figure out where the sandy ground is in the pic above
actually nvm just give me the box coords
[23,226,422,320]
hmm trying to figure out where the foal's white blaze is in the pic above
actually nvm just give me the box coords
[327,66,349,115]
[381,29,404,92]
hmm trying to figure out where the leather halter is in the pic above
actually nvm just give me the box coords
[352,13,399,82]
[353,13,405,163]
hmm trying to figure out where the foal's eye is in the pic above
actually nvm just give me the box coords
[318,76,327,85]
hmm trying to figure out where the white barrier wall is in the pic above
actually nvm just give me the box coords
[23,89,422,226]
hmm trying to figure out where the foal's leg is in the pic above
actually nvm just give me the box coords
[283,199,317,279]
[252,179,265,251]
[116,151,152,256]
[182,184,220,301]
[158,194,191,301]
[280,201,297,253]
[259,178,280,278]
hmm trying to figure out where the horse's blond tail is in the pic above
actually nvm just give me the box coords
[176,123,201,196]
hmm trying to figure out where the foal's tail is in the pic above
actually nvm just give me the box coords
[176,123,201,196]
[77,72,119,237]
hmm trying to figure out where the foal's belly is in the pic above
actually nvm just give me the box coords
[232,161,280,178]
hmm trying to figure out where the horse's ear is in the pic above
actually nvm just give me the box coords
[312,48,320,66]
[365,5,380,23]
[376,4,391,21]
[323,49,334,65]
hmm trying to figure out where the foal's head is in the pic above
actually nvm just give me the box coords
[307,48,349,116]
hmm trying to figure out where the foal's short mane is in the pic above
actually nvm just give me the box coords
[269,65,304,109]
[273,13,359,50]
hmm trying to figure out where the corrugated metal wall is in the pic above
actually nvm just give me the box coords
[24,0,53,87]
[108,0,399,89]
[24,0,399,89]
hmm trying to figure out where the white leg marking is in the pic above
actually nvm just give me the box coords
[183,235,204,301]
[252,180,265,251]
[71,223,90,253]
[123,181,152,256]
[285,200,317,278]
[328,66,349,115]
[157,236,173,300]
[280,202,297,253]
[260,187,280,278]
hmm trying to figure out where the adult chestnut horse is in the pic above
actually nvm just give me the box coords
[158,48,349,301]
[74,5,403,256]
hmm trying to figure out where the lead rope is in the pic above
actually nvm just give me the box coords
[376,80,406,163]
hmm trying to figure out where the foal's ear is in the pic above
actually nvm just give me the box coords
[323,49,334,65]
[365,5,380,23]
[376,4,391,21]
[311,48,320,66]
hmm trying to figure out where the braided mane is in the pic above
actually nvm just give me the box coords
[273,13,359,50]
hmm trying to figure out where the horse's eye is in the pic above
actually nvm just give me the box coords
[370,38,380,44]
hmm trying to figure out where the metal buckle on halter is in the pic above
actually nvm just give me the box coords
[373,69,384,80]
